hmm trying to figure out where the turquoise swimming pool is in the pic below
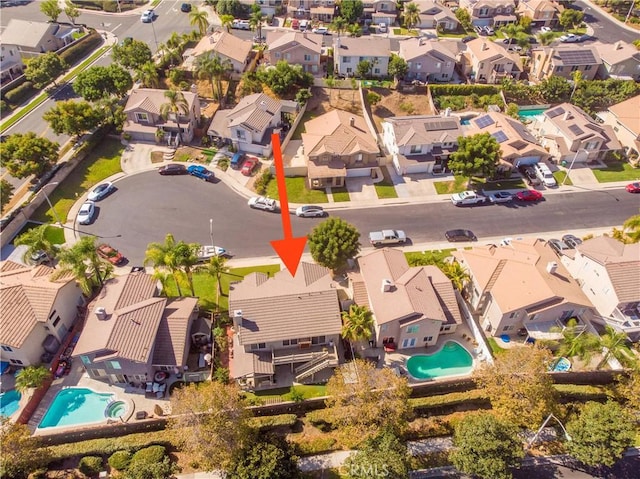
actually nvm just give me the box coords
[38,388,117,429]
[406,341,473,380]
[0,389,21,417]
[519,108,548,122]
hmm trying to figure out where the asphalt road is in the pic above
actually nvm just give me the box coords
[79,171,640,265]
[574,0,640,44]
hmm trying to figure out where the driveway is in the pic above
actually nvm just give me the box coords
[120,142,174,174]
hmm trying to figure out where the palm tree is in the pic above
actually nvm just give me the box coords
[220,14,235,33]
[553,319,601,362]
[250,10,265,41]
[403,2,421,31]
[54,236,112,295]
[599,326,636,369]
[14,224,57,264]
[325,76,336,106]
[348,23,362,37]
[145,234,185,296]
[190,8,210,36]
[195,255,231,307]
[195,52,232,103]
[160,89,189,144]
[15,366,51,394]
[539,31,555,46]
[331,16,348,37]
[152,269,172,296]
[157,42,182,68]
[441,261,470,292]
[134,62,160,88]
[623,214,640,243]
[174,242,200,297]
[341,304,374,344]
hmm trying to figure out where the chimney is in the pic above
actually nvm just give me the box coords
[444,107,451,117]
[546,262,558,275]
[95,307,107,320]
[614,41,623,50]
[381,279,394,292]
[563,110,572,121]
[349,117,355,127]
[481,42,489,51]
[259,100,267,111]
[233,310,243,330]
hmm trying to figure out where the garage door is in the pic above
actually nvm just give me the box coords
[346,168,372,177]
[514,156,541,167]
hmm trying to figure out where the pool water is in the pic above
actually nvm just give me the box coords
[38,388,116,429]
[0,389,21,417]
[552,357,571,372]
[406,341,473,380]
[105,400,127,418]
[519,108,548,122]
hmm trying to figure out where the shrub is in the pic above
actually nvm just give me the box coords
[248,414,298,431]
[295,88,312,104]
[306,409,334,431]
[294,436,337,455]
[4,81,36,106]
[78,456,103,475]
[59,31,103,67]
[108,450,132,471]
[130,445,166,465]
[168,69,185,85]
[435,95,466,111]
[0,100,10,113]
[289,386,305,403]
[410,390,489,411]
[213,367,229,384]
[430,84,498,96]
[254,169,273,195]
[367,91,381,105]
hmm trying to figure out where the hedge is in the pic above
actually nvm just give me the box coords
[293,436,337,456]
[107,450,132,471]
[554,384,609,402]
[59,31,103,67]
[4,81,36,106]
[131,445,166,465]
[430,84,499,96]
[1,74,28,100]
[78,456,103,476]
[410,389,489,410]
[248,414,298,431]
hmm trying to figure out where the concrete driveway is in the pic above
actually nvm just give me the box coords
[120,142,172,174]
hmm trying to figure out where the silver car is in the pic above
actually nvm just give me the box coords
[248,196,277,212]
[77,201,96,225]
[296,205,325,217]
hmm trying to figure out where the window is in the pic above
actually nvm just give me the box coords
[423,336,433,342]
[135,112,149,122]
[49,310,57,320]
[304,54,312,61]
[81,356,91,365]
[251,343,266,350]
[416,62,422,70]
[275,52,281,59]
[311,335,326,345]
[503,325,510,331]
[529,314,539,321]
[410,145,421,154]
[343,57,351,63]
[236,130,246,140]
[585,141,599,150]
[355,153,363,162]
[10,359,23,365]
[283,339,291,346]
[509,311,518,319]
[346,67,353,73]
[407,325,419,334]
[571,66,579,71]
[52,316,61,327]
[1,345,12,352]
[109,361,122,370]
[435,62,441,69]
[584,65,592,70]
[555,66,563,72]
[374,68,380,74]
[380,324,388,332]
[440,325,451,332]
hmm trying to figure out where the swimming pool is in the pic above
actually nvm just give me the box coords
[406,341,474,380]
[519,108,548,122]
[0,389,22,417]
[38,388,120,429]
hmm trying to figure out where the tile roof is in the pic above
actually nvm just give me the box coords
[228,93,282,132]
[266,30,323,54]
[124,88,198,115]
[333,36,392,58]
[385,115,462,148]
[228,263,342,345]
[608,95,640,136]
[191,29,253,64]
[302,109,378,158]
[0,20,59,48]
[543,103,621,151]
[152,297,198,366]
[593,41,640,67]
[357,248,462,326]
[0,262,75,348]
[399,37,457,63]
[550,45,601,66]
[466,38,520,64]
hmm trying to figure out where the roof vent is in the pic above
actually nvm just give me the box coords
[349,117,355,127]
[563,110,572,121]
[95,307,107,320]
[381,279,394,292]
[444,107,451,117]
[546,262,558,275]
[481,42,489,51]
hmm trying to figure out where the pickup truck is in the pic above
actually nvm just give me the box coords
[450,190,488,206]
[369,229,407,246]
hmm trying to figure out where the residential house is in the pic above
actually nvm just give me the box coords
[599,95,640,160]
[516,0,560,28]
[460,39,522,83]
[303,109,380,189]
[239,0,281,16]
[382,114,463,175]
[265,30,323,75]
[352,248,463,350]
[464,111,549,169]
[399,37,458,83]
[0,20,77,60]
[537,103,621,163]
[207,93,298,157]
[452,239,597,339]
[333,36,392,78]
[363,0,397,27]
[529,45,602,82]
[593,41,640,81]
[459,0,517,27]
[228,263,343,390]
[182,29,252,77]
[411,0,460,31]
[0,261,83,367]
[0,44,24,85]
[122,88,201,144]
[310,0,337,23]
[561,237,640,341]
[73,271,199,386]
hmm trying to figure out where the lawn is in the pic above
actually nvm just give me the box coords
[480,179,527,191]
[13,223,65,245]
[405,248,455,265]
[32,138,124,224]
[266,177,328,204]
[392,28,419,36]
[592,162,640,183]
[163,264,280,312]
[243,384,328,402]
[433,175,469,194]
[291,110,318,140]
[487,337,507,356]
[375,167,398,199]
[331,187,350,202]
[553,170,572,186]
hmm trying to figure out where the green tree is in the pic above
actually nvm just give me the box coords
[447,133,501,179]
[112,39,153,70]
[331,16,348,36]
[15,365,51,393]
[249,9,265,41]
[64,0,80,24]
[0,418,51,479]
[539,31,556,45]
[73,65,133,101]
[227,435,300,479]
[455,8,472,31]
[599,325,636,369]
[559,9,584,30]
[196,52,233,101]
[160,89,189,143]
[0,179,14,212]
[441,261,470,292]
[403,2,421,30]
[96,96,126,130]
[536,75,571,102]
[256,60,313,96]
[295,88,312,104]
[43,100,103,139]
[190,8,210,36]
[25,52,67,88]
[145,233,186,296]
[0,132,59,179]
[40,0,62,22]
[340,0,364,23]
[388,54,408,80]
[615,368,640,414]
[475,344,558,428]
[134,62,160,88]
[325,76,336,106]
[505,102,520,118]
[54,236,112,295]
[168,381,252,472]
[215,0,243,17]
[348,23,363,37]
[356,59,372,78]
[14,224,58,264]
[543,318,601,362]
[195,254,231,306]
[341,304,374,344]
[566,401,635,468]
[220,14,235,32]
[173,241,199,297]
[450,412,525,479]
[308,217,361,272]
[622,214,640,243]
[344,429,410,479]
[366,90,381,105]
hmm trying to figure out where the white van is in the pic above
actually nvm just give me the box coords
[534,162,557,187]
[232,19,250,30]
[299,20,309,31]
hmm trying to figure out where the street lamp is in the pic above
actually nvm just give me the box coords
[209,218,214,249]
[38,182,63,227]
[561,148,588,186]
[527,413,572,449]
[150,20,159,53]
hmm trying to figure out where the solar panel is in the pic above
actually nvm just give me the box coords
[492,131,508,143]
[546,108,563,119]
[474,115,495,129]
[509,140,527,150]
[557,49,596,66]
[424,120,458,131]
[568,124,584,135]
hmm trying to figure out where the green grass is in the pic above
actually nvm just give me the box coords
[487,337,507,356]
[266,177,328,204]
[163,264,280,311]
[392,28,419,36]
[375,167,398,199]
[244,384,328,402]
[433,175,469,194]
[439,31,476,38]
[331,187,350,202]
[554,170,572,186]
[592,162,640,183]
[480,179,527,191]
[13,223,65,245]
[61,46,110,83]
[32,138,124,224]
[292,110,318,140]
[405,248,455,265]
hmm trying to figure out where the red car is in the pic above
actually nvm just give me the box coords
[626,182,640,193]
[241,157,259,176]
[97,243,126,266]
[516,190,544,202]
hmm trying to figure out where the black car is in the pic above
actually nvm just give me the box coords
[158,163,187,175]
[461,35,475,43]
[502,37,518,44]
[180,3,191,12]
[518,165,541,186]
[562,234,583,249]
[445,229,477,242]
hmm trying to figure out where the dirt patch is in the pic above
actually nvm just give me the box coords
[174,146,211,163]
[150,151,165,163]
[306,86,362,116]
[369,88,434,129]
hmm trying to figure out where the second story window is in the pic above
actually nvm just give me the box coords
[304,54,312,61]
[135,112,150,123]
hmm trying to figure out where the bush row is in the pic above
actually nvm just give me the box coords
[430,84,499,96]
[4,81,36,106]
[248,413,298,431]
[409,389,489,410]
[59,30,103,67]
[554,384,609,402]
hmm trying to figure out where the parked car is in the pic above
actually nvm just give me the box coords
[88,182,115,201]
[540,26,552,33]
[483,25,495,35]
[516,190,544,202]
[313,26,329,35]
[562,234,583,249]
[461,35,475,43]
[502,37,518,44]
[97,243,126,266]
[77,201,96,225]
[548,238,572,256]
[253,35,266,43]
[377,23,387,33]
[445,229,477,242]
[230,152,245,169]
[369,229,407,246]
[291,19,300,30]
[197,245,228,262]
[577,34,591,42]
[295,205,325,217]
[508,45,523,52]
[451,190,488,206]
[187,164,215,182]
[474,25,485,35]
[180,3,191,12]
[488,191,513,204]
[158,163,187,175]
[248,196,277,211]
[560,33,578,43]
[626,182,640,193]
[29,250,50,265]
[241,157,259,176]
[519,165,542,186]
[140,10,155,23]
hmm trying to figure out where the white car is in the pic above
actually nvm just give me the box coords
[87,182,114,201]
[450,190,488,206]
[540,26,552,33]
[197,245,228,262]
[140,10,154,23]
[77,201,96,225]
[378,23,387,33]
[560,33,578,43]
[248,196,277,211]
[295,205,325,218]
[312,26,329,35]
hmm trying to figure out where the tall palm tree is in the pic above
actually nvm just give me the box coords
[190,8,210,37]
[331,16,347,37]
[14,224,57,264]
[174,242,200,297]
[134,62,160,88]
[551,319,601,362]
[249,10,265,41]
[15,366,51,394]
[160,89,189,144]
[441,261,470,292]
[195,53,232,103]
[341,304,374,344]
[220,14,234,33]
[145,233,185,296]
[599,326,636,369]
[166,32,186,51]
[623,214,640,243]
[152,269,172,296]
[195,255,231,306]
[53,236,112,295]
[157,42,182,68]
[403,2,421,31]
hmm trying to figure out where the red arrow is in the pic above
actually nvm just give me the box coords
[269,133,307,276]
